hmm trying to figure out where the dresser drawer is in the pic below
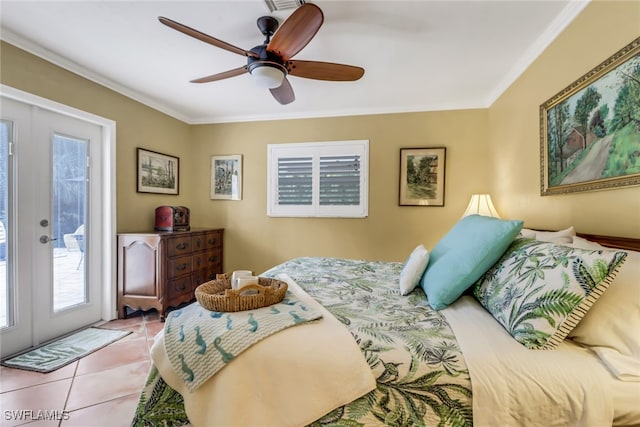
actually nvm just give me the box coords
[192,269,210,290]
[168,275,192,299]
[168,255,192,279]
[205,231,223,249]
[192,252,207,270]
[204,250,222,268]
[193,251,222,271]
[192,233,207,252]
[167,236,191,257]
[193,268,220,289]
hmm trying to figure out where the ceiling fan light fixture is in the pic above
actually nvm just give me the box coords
[249,63,286,89]
[162,3,362,105]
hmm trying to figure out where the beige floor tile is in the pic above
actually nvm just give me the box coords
[143,320,164,339]
[0,363,77,393]
[98,317,146,339]
[65,361,150,411]
[1,312,159,427]
[8,418,60,427]
[0,379,72,427]
[75,337,149,376]
[62,393,140,427]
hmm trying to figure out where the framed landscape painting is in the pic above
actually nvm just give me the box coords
[211,155,242,200]
[399,147,446,206]
[540,37,640,195]
[137,148,179,195]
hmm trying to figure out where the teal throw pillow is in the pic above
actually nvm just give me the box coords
[474,238,627,350]
[421,214,523,310]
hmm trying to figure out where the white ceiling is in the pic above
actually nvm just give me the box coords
[0,1,588,124]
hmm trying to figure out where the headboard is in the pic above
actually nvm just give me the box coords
[577,233,640,252]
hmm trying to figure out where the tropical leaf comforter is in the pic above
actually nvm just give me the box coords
[133,257,472,427]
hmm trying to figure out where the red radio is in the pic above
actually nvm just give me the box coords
[154,206,190,232]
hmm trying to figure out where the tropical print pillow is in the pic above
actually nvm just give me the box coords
[473,238,627,350]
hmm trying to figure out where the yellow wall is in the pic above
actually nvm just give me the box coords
[0,42,193,232]
[488,0,640,237]
[1,0,638,275]
[190,111,488,273]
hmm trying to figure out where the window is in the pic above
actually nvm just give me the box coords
[267,140,368,217]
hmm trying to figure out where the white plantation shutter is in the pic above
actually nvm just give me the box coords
[268,141,368,217]
[277,156,312,205]
[319,155,361,206]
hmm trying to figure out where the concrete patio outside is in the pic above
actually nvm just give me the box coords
[0,248,85,328]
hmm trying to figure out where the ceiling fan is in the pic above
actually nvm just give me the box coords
[159,3,364,105]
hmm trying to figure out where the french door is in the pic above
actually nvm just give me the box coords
[0,94,111,358]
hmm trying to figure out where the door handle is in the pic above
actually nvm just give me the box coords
[39,235,58,244]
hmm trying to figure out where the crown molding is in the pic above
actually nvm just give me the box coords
[1,29,192,123]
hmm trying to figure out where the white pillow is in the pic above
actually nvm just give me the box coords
[519,226,575,244]
[399,245,429,296]
[519,228,536,239]
[569,245,640,381]
[535,226,575,244]
[571,235,604,250]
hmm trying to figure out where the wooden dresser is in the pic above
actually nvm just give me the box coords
[117,228,223,320]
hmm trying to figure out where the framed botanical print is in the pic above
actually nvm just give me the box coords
[399,147,446,206]
[211,155,242,200]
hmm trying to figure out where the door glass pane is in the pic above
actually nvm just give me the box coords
[0,120,11,328]
[52,134,87,312]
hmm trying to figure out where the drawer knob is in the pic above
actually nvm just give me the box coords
[176,242,188,250]
[177,283,186,291]
[177,263,188,271]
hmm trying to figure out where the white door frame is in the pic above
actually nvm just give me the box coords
[1,84,117,332]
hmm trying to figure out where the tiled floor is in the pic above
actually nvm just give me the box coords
[0,312,163,427]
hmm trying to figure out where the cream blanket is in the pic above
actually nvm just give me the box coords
[151,274,376,427]
[442,296,614,427]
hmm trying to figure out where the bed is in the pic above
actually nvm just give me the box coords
[131,216,640,427]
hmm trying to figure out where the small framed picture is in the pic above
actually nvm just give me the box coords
[211,155,242,200]
[399,147,446,206]
[137,148,179,195]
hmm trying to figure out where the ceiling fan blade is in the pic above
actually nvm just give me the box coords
[159,16,258,58]
[190,66,249,83]
[267,3,323,60]
[270,77,295,105]
[287,60,364,81]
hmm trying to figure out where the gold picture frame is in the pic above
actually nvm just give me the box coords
[540,37,640,195]
[399,147,446,206]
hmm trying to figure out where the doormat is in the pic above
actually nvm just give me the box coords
[1,327,131,373]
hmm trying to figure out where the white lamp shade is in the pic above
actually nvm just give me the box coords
[462,194,501,218]
[250,65,285,89]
